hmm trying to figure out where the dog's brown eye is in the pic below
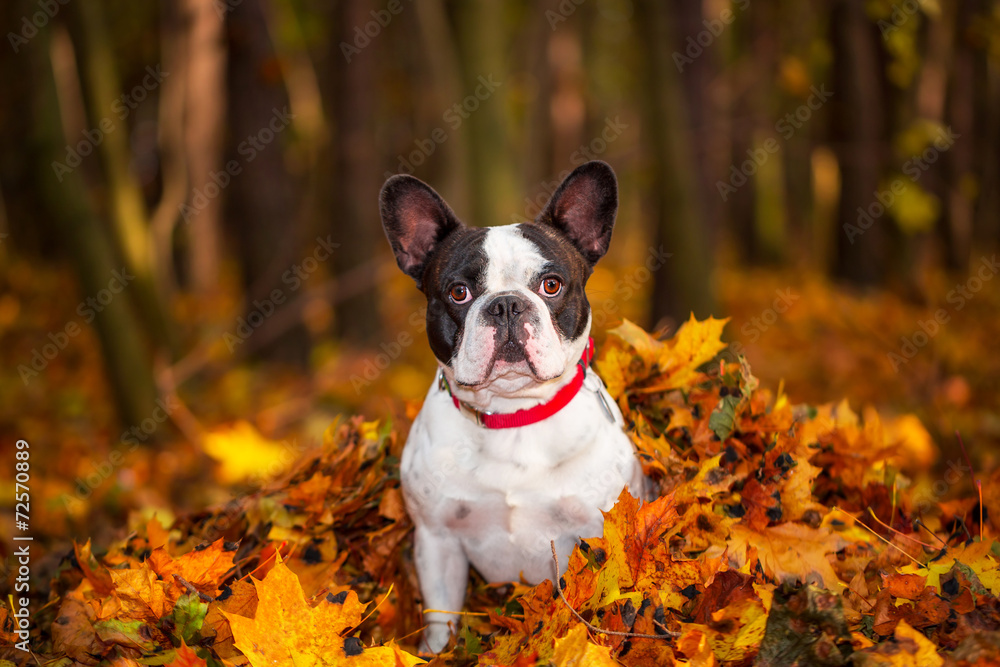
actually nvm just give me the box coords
[449,284,471,304]
[539,277,563,297]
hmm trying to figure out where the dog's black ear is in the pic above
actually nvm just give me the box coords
[535,161,618,265]
[380,174,463,284]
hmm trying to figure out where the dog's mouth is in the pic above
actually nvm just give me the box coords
[455,338,553,388]
[495,338,527,364]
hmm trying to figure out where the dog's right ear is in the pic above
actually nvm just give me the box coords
[379,175,463,285]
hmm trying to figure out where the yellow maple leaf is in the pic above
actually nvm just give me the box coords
[223,554,423,666]
[705,597,768,662]
[551,624,617,666]
[885,621,943,666]
[596,315,729,398]
[881,414,936,470]
[775,438,825,520]
[641,315,729,393]
[203,421,294,484]
[899,539,1000,596]
[594,345,634,401]
[725,523,850,591]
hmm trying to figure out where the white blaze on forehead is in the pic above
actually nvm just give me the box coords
[451,224,577,389]
[481,225,548,292]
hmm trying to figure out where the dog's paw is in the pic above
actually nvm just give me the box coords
[418,621,452,655]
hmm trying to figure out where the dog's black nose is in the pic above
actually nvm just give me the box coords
[486,293,528,325]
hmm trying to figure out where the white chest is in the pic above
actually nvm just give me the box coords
[400,370,646,583]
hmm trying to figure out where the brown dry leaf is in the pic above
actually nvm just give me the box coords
[109,562,176,623]
[75,539,114,596]
[51,587,106,662]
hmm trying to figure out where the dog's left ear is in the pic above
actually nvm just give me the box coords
[535,161,618,265]
[380,174,463,286]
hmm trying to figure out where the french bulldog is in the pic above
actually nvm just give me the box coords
[379,161,647,654]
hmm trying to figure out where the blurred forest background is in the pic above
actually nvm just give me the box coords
[1,0,999,542]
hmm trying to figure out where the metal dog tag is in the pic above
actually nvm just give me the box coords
[584,371,617,424]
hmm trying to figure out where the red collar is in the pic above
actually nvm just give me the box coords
[439,338,595,429]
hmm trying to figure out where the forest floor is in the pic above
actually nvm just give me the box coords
[1,255,999,665]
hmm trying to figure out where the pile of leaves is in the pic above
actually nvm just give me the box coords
[5,317,1000,666]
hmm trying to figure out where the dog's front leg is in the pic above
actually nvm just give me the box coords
[414,524,469,654]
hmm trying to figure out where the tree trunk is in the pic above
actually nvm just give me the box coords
[970,2,1000,248]
[46,26,158,427]
[180,0,227,293]
[637,0,716,328]
[671,0,723,259]
[70,0,177,353]
[829,0,888,286]
[454,0,517,227]
[412,0,470,215]
[329,0,383,346]
[225,0,309,363]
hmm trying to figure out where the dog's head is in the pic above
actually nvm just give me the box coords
[379,161,618,395]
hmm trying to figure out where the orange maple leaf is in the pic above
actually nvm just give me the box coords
[148,538,236,597]
[600,489,678,590]
[166,641,208,667]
